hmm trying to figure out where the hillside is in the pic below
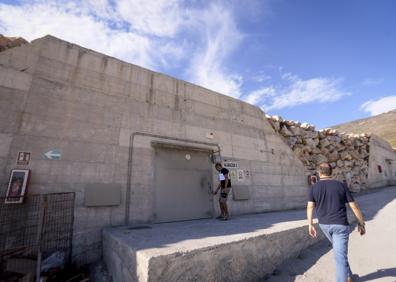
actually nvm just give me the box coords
[0,35,28,52]
[331,109,396,148]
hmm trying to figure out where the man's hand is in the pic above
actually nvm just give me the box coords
[308,224,317,238]
[348,202,366,233]
[358,223,366,236]
[306,201,316,238]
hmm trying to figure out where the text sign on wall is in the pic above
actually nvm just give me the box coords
[16,152,31,165]
[222,161,248,183]
[223,161,238,169]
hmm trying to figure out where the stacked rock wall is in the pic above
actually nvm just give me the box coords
[266,115,370,191]
[0,35,28,52]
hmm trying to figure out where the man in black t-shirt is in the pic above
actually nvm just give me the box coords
[213,163,232,220]
[307,163,366,282]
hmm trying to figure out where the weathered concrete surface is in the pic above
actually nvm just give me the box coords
[103,210,325,282]
[268,186,396,281]
[368,135,396,188]
[0,35,310,264]
[1,35,394,267]
[103,186,396,282]
[0,65,33,91]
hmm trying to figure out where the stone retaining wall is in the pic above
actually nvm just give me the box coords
[266,115,370,192]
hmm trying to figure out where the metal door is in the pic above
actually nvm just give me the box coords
[154,146,213,223]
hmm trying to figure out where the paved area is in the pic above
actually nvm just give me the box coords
[103,186,396,282]
[105,208,309,257]
[268,186,396,282]
[103,198,323,281]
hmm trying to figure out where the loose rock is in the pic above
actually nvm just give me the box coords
[266,114,371,190]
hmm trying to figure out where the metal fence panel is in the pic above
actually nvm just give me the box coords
[0,192,75,281]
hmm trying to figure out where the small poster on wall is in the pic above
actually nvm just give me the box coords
[16,151,31,165]
[229,170,238,182]
[237,169,245,181]
[5,169,31,204]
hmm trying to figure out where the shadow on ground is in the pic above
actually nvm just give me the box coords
[119,207,309,251]
[122,186,396,252]
[356,267,396,281]
[266,186,396,281]
[352,186,396,222]
[266,239,332,281]
[106,186,396,281]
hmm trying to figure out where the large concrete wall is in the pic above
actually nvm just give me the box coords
[0,35,308,264]
[368,135,396,188]
[0,39,41,187]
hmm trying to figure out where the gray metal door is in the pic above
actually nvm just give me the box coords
[154,147,213,223]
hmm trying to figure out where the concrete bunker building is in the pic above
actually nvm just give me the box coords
[0,35,395,266]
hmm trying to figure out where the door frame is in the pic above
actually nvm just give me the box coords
[152,141,216,223]
[125,132,221,225]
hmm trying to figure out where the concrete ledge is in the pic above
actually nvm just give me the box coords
[103,211,325,282]
[102,186,396,282]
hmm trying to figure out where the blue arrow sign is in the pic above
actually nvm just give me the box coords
[44,150,61,160]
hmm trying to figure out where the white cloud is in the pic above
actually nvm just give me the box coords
[362,78,384,86]
[251,73,271,83]
[247,73,350,111]
[63,0,118,20]
[266,77,349,111]
[156,40,189,68]
[281,72,299,82]
[116,0,185,37]
[187,3,244,98]
[244,87,275,104]
[0,1,156,68]
[360,96,396,116]
[0,1,245,97]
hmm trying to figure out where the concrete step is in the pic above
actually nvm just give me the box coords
[102,186,396,282]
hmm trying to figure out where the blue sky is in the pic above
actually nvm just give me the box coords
[1,0,395,128]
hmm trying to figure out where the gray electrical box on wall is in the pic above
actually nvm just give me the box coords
[84,184,121,207]
[232,186,250,200]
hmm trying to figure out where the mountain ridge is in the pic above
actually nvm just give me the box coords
[331,109,396,148]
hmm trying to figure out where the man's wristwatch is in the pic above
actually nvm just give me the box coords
[358,222,365,227]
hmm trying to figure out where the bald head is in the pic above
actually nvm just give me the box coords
[319,163,332,177]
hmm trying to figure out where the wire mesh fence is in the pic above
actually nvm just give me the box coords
[0,192,75,281]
